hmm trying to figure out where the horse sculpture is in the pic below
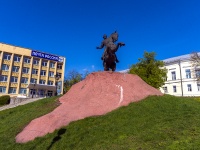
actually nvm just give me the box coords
[97,31,125,71]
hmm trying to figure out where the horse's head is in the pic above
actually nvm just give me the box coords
[110,31,118,42]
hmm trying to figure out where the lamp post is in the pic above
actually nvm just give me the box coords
[32,81,36,98]
[55,73,60,96]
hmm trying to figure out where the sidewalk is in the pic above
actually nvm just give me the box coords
[0,97,44,111]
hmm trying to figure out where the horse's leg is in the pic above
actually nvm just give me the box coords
[103,61,109,71]
[112,62,116,72]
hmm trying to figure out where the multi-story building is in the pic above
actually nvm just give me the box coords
[0,43,66,97]
[160,53,200,96]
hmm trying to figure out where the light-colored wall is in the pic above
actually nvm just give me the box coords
[160,59,200,96]
[0,43,66,97]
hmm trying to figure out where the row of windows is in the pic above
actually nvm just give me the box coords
[169,69,200,80]
[1,65,61,77]
[0,76,55,85]
[163,83,200,93]
[0,86,54,95]
[0,86,26,94]
[2,53,63,69]
[2,62,62,69]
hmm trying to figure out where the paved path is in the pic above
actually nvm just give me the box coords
[0,97,44,111]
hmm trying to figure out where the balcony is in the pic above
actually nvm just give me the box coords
[0,82,8,86]
[3,60,11,65]
[49,68,55,72]
[31,74,38,79]
[41,66,48,70]
[56,69,62,73]
[14,62,20,66]
[23,63,31,68]
[10,83,18,87]
[49,77,55,81]
[32,65,39,69]
[2,71,9,75]
[11,72,19,76]
[21,83,28,88]
[22,74,29,78]
[40,76,46,80]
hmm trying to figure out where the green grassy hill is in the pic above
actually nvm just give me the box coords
[1,95,200,150]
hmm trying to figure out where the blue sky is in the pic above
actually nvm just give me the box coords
[0,0,200,75]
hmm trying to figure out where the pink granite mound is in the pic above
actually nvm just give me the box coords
[16,72,163,143]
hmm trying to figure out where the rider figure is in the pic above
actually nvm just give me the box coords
[96,34,119,63]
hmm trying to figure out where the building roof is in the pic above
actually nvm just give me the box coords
[163,54,190,63]
[0,42,65,58]
[118,69,130,73]
[163,52,200,63]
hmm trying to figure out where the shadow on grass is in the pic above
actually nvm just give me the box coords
[47,128,66,150]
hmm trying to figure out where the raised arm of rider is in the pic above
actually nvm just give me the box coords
[96,42,104,49]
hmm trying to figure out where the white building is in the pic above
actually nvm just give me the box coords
[160,53,200,96]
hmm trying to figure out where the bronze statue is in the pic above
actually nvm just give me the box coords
[96,31,125,71]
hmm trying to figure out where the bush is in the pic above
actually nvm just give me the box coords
[0,95,10,106]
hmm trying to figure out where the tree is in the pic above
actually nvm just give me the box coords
[129,51,167,89]
[190,52,200,80]
[190,52,200,65]
[63,70,89,93]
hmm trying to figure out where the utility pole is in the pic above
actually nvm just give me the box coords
[178,60,183,96]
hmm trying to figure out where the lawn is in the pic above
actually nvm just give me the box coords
[1,95,200,150]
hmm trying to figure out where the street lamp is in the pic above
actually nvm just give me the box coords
[32,81,36,98]
[55,73,60,96]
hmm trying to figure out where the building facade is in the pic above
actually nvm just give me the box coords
[160,53,200,96]
[0,43,66,97]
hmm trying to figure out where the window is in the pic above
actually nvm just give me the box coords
[14,55,21,62]
[185,69,191,78]
[32,69,38,74]
[171,71,176,80]
[3,53,11,60]
[30,78,37,84]
[40,70,46,76]
[0,75,8,82]
[9,87,16,94]
[57,73,62,78]
[49,71,54,77]
[24,57,31,63]
[57,64,62,69]
[47,90,53,97]
[12,66,19,72]
[22,67,29,74]
[33,59,39,65]
[50,62,55,68]
[42,61,48,66]
[187,84,192,92]
[197,84,200,91]
[0,86,6,93]
[21,77,28,84]
[39,80,46,84]
[20,88,27,94]
[38,89,45,97]
[2,64,9,71]
[196,70,200,78]
[173,85,177,92]
[163,87,168,93]
[10,76,18,83]
[48,80,54,85]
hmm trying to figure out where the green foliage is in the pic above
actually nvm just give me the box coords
[2,95,200,149]
[0,95,10,106]
[129,51,167,88]
[63,70,89,93]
